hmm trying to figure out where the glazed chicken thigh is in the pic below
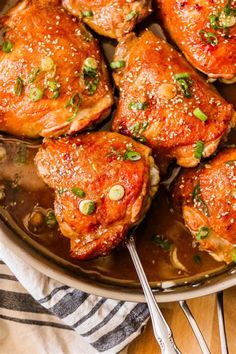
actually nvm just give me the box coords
[156,0,236,82]
[112,30,235,168]
[62,0,152,39]
[173,148,236,264]
[35,132,159,259]
[0,0,113,138]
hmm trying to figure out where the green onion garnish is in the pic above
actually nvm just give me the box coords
[192,181,210,217]
[196,226,210,240]
[83,58,99,95]
[128,101,149,112]
[124,150,141,161]
[209,14,220,30]
[72,187,86,198]
[128,121,148,143]
[192,182,200,201]
[46,211,58,229]
[86,77,99,95]
[82,10,93,18]
[110,60,126,70]
[152,234,172,251]
[14,77,24,97]
[193,108,208,122]
[2,40,13,53]
[66,92,81,108]
[194,140,204,159]
[27,68,40,84]
[174,72,190,80]
[198,30,218,46]
[48,80,60,99]
[79,200,96,215]
[174,73,192,98]
[126,10,138,21]
[224,0,233,16]
[29,87,43,102]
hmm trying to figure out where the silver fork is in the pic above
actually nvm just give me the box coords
[126,235,181,354]
[127,235,229,354]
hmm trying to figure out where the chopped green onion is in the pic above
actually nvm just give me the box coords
[174,72,190,80]
[124,150,141,161]
[177,78,192,98]
[79,200,96,215]
[82,10,93,18]
[86,77,99,95]
[174,74,192,98]
[46,211,58,228]
[110,60,126,70]
[193,254,202,264]
[108,185,125,201]
[192,182,200,201]
[128,101,149,112]
[14,77,24,97]
[2,40,13,53]
[66,92,81,109]
[198,30,218,46]
[29,87,43,102]
[126,10,138,21]
[194,140,204,159]
[128,121,148,143]
[192,181,210,217]
[193,108,208,122]
[152,234,172,251]
[83,59,99,95]
[224,0,233,16]
[196,226,210,240]
[48,80,60,99]
[209,14,220,30]
[84,57,98,71]
[27,68,40,84]
[72,187,86,198]
[220,12,236,27]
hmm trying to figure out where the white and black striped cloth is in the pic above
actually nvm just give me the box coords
[0,244,149,354]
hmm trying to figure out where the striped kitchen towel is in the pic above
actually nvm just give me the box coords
[0,243,149,354]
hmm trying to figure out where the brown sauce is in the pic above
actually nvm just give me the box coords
[0,0,235,287]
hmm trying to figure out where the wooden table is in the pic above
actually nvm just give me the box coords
[127,286,236,354]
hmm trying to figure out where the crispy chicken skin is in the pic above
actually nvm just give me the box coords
[173,148,236,263]
[62,0,152,39]
[35,132,159,259]
[156,0,236,82]
[112,31,235,168]
[0,0,113,138]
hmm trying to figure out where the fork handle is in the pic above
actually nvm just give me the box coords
[126,236,181,354]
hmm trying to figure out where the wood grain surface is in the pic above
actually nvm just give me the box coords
[127,286,236,354]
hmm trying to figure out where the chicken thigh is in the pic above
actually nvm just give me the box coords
[0,0,113,138]
[35,132,159,259]
[112,31,235,168]
[62,0,152,39]
[156,0,236,82]
[173,148,236,263]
